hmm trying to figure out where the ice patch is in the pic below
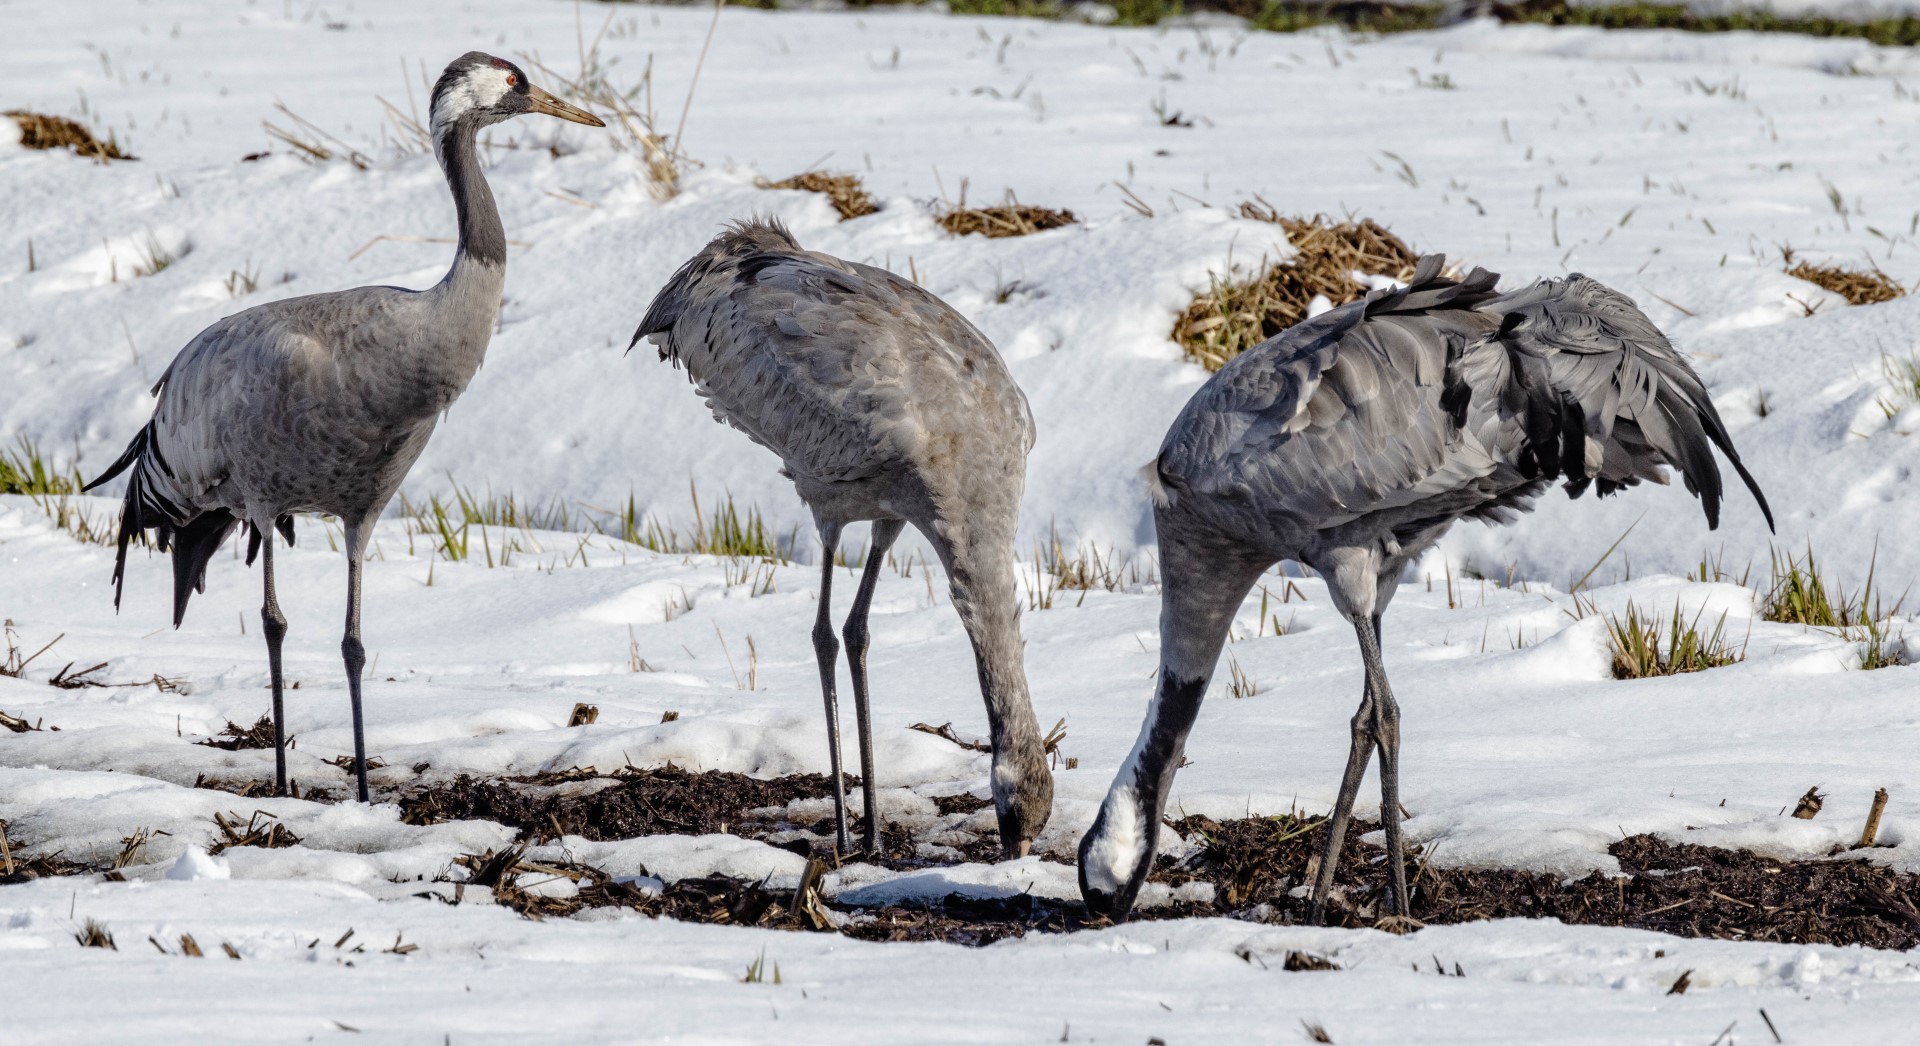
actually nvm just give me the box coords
[832,856,1078,907]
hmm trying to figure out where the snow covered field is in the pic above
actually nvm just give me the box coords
[4,1,1920,1041]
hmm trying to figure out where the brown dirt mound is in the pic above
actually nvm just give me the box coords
[1173,204,1423,371]
[5,110,132,161]
[757,171,877,221]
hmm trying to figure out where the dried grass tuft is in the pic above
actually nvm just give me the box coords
[75,919,117,950]
[1172,203,1423,371]
[206,811,302,856]
[195,715,280,752]
[518,43,681,200]
[758,171,877,221]
[936,190,1075,239]
[1786,255,1904,306]
[5,110,132,161]
[114,827,166,870]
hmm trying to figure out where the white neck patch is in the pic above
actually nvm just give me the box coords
[1081,782,1144,893]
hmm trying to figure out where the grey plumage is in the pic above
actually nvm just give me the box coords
[85,52,602,801]
[1079,256,1772,921]
[634,219,1053,857]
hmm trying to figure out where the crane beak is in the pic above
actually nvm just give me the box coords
[526,84,605,127]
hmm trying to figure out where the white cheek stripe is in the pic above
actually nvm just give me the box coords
[431,67,516,135]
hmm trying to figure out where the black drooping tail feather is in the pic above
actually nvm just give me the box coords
[244,516,296,567]
[1467,271,1775,535]
[166,511,240,628]
[83,423,294,627]
[84,421,184,616]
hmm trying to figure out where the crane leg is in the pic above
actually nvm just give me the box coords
[1308,614,1379,924]
[843,518,905,856]
[260,533,290,797]
[341,526,370,803]
[812,524,850,857]
[1358,611,1412,918]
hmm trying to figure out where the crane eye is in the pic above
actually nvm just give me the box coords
[506,74,518,87]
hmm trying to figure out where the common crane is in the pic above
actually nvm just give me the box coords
[633,220,1053,858]
[1078,256,1772,922]
[86,52,603,801]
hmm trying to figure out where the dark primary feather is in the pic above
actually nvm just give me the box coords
[1486,274,1773,530]
[166,511,239,628]
[85,423,292,626]
[1154,256,1771,546]
[86,421,190,615]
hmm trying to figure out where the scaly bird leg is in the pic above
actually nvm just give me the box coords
[261,532,290,797]
[843,518,905,856]
[1358,612,1411,917]
[812,524,850,856]
[1308,616,1379,925]
[341,525,370,803]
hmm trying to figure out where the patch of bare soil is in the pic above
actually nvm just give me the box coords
[399,764,840,838]
[451,842,1070,947]
[26,761,1909,951]
[403,770,1920,950]
[397,765,1010,869]
[1151,814,1920,950]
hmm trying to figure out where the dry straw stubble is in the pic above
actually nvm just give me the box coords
[936,191,1075,239]
[757,171,877,221]
[1783,249,1904,306]
[1173,202,1423,371]
[5,111,132,161]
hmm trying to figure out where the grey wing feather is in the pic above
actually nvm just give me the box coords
[1156,262,1502,528]
[1470,274,1773,530]
[1155,257,1771,538]
[85,310,323,617]
[636,222,1033,485]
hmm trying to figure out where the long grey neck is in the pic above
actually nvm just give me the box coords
[951,549,1039,756]
[436,118,507,276]
[1078,536,1268,913]
[939,523,1048,800]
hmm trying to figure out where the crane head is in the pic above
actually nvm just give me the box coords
[429,52,605,136]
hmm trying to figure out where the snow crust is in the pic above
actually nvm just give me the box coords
[4,2,1920,1041]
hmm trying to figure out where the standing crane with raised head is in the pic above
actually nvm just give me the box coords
[86,52,603,802]
[633,219,1053,859]
[1077,256,1773,922]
